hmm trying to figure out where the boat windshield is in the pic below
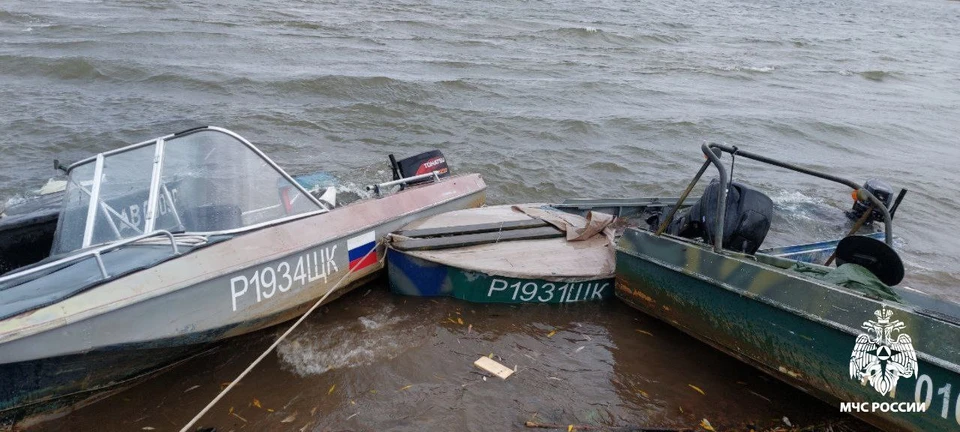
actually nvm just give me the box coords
[51,127,324,254]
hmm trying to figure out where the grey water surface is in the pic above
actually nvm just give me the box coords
[2,0,958,430]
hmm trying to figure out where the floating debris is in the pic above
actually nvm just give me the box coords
[474,356,514,379]
[699,419,715,431]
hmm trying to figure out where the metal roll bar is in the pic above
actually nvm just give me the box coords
[656,142,894,253]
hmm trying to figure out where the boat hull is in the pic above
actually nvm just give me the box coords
[387,248,613,304]
[615,229,960,432]
[0,174,486,427]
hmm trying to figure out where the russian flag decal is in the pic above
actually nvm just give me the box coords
[347,231,377,271]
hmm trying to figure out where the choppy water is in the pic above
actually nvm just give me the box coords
[2,0,959,430]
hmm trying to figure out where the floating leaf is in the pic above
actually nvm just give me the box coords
[328,384,336,395]
[447,317,458,324]
[637,390,649,399]
[281,413,297,423]
[546,330,556,338]
[635,329,653,337]
[700,418,716,431]
[253,398,262,408]
[568,425,574,432]
[688,384,705,395]
[267,408,274,412]
[142,428,155,431]
[229,406,234,414]
[457,317,464,325]
[399,385,412,391]
[350,400,356,405]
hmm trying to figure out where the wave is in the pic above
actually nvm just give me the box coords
[276,305,424,376]
[857,70,901,82]
[526,27,678,46]
[270,75,429,100]
[714,64,776,73]
[0,55,240,93]
[585,161,632,174]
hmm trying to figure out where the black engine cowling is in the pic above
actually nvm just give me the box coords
[664,178,773,254]
[390,150,450,187]
[846,179,893,223]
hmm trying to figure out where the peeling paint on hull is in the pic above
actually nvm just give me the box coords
[0,175,486,428]
[386,249,614,304]
[615,228,960,432]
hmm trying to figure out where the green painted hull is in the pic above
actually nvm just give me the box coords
[387,248,613,304]
[615,228,960,432]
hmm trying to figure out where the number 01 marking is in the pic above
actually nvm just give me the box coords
[916,374,933,408]
[915,374,960,425]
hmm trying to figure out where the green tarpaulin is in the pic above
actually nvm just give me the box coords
[791,262,901,302]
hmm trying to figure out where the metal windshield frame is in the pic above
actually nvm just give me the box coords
[66,126,329,248]
[655,142,894,253]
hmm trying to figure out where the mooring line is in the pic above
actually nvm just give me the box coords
[179,241,383,432]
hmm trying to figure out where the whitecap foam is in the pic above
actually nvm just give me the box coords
[276,306,424,376]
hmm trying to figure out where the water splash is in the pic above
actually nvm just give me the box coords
[276,306,425,376]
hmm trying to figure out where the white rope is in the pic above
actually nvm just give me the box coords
[179,241,383,432]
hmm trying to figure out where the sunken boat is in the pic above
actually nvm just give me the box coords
[0,126,486,428]
[615,143,959,431]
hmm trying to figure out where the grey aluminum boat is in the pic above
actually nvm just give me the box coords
[0,126,486,428]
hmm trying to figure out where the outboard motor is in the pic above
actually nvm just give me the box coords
[389,150,450,188]
[846,179,893,223]
[664,178,773,254]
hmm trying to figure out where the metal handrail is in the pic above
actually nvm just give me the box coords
[0,230,180,285]
[655,142,894,253]
[366,171,442,195]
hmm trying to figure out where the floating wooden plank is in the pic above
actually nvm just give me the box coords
[392,226,562,251]
[397,218,548,239]
[474,356,513,379]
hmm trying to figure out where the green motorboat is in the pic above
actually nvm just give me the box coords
[615,143,959,431]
